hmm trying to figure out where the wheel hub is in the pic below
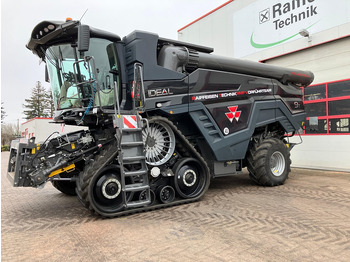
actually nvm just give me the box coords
[161,189,171,200]
[146,137,156,147]
[183,170,196,187]
[158,186,175,203]
[102,178,121,199]
[270,151,285,177]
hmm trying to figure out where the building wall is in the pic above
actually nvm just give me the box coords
[263,38,350,171]
[178,0,255,57]
[178,0,350,171]
[178,0,350,61]
[290,135,350,172]
[263,37,350,84]
[21,118,87,143]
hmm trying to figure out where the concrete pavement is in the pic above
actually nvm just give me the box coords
[2,151,350,261]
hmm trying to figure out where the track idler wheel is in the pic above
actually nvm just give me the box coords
[88,165,132,215]
[173,158,208,199]
[157,185,175,203]
[139,189,156,205]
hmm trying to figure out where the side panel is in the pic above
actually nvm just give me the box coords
[189,69,275,136]
[189,101,279,161]
[141,68,305,161]
[274,79,306,132]
[188,69,304,161]
[123,31,185,81]
[273,79,305,115]
[143,78,189,113]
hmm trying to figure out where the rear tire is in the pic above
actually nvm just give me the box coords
[247,138,291,186]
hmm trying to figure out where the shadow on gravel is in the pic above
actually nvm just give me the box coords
[209,171,254,190]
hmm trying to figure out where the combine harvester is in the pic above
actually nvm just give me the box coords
[8,19,313,217]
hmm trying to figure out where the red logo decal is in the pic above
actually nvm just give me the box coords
[225,106,241,122]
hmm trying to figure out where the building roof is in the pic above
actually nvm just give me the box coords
[178,0,233,32]
[21,117,53,125]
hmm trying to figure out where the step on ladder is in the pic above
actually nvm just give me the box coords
[115,114,151,209]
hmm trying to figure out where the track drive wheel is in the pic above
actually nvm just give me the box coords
[77,142,133,217]
[87,164,126,215]
[173,158,209,199]
[247,138,291,186]
[82,164,135,216]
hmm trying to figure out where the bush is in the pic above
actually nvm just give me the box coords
[1,145,9,151]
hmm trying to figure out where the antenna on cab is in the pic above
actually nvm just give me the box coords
[79,9,89,22]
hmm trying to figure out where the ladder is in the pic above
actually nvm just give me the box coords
[115,114,151,208]
[112,63,150,208]
[75,57,150,208]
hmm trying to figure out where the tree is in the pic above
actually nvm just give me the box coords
[1,123,17,146]
[45,88,55,118]
[23,81,53,120]
[1,102,6,123]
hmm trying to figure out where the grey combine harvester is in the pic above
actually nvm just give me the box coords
[7,19,313,217]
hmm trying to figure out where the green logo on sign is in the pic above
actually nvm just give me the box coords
[250,22,318,49]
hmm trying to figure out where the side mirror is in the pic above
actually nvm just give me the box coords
[77,25,90,52]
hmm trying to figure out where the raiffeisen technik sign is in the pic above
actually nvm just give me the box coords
[233,0,350,57]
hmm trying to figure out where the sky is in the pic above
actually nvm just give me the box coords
[1,0,228,125]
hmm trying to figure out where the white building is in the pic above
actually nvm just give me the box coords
[178,0,350,171]
[21,118,87,143]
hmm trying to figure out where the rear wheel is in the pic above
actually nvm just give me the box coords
[247,138,291,186]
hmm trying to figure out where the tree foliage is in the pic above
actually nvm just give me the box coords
[45,88,55,118]
[1,102,6,123]
[23,81,54,120]
[1,123,18,146]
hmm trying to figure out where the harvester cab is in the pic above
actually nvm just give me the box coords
[26,19,130,125]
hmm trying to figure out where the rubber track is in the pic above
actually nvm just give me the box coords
[79,116,211,218]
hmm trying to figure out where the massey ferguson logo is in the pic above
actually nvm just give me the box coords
[225,106,241,122]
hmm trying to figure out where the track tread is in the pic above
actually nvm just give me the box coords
[77,141,119,214]
[76,116,211,218]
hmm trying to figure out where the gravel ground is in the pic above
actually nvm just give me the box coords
[2,151,350,261]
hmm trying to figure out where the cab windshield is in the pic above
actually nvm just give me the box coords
[45,38,119,110]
